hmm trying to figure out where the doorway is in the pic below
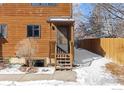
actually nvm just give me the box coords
[57,25,70,53]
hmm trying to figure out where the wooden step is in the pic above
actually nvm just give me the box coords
[56,66,72,70]
[56,53,72,70]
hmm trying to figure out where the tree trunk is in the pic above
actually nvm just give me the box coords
[28,59,32,67]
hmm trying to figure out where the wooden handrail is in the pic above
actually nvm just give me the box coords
[50,40,73,70]
[57,46,67,54]
[69,41,74,66]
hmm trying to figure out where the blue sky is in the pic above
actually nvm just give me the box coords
[79,3,94,17]
[73,3,95,22]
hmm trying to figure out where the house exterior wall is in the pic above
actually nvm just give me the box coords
[0,3,72,60]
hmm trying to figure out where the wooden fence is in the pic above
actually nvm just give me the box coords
[78,38,124,65]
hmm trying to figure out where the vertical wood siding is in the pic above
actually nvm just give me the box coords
[78,38,124,65]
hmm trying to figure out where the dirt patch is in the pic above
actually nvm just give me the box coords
[19,67,38,73]
[106,62,124,85]
[0,63,9,70]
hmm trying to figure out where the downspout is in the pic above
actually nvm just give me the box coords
[49,22,52,65]
[70,3,73,18]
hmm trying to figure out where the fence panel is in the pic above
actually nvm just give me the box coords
[78,38,124,65]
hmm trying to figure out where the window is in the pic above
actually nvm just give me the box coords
[27,25,40,37]
[32,3,56,6]
[0,24,7,38]
[33,59,45,67]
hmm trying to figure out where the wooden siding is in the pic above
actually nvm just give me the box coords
[0,3,72,58]
[78,38,124,65]
[0,3,71,17]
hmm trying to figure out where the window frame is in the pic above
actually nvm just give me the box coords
[27,24,41,38]
[31,3,57,7]
[0,24,7,38]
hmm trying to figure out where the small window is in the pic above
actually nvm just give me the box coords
[27,25,40,37]
[33,59,45,67]
[0,24,7,38]
[32,3,56,6]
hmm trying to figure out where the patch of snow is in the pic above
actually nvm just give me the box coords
[74,48,102,65]
[0,80,78,86]
[14,80,65,86]
[48,18,74,22]
[35,67,55,74]
[0,64,25,74]
[74,58,119,85]
[0,48,120,86]
[74,48,119,85]
[0,81,14,86]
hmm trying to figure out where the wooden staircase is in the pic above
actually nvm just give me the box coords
[55,46,72,70]
[49,41,73,70]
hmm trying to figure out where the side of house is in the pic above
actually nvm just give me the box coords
[0,3,74,68]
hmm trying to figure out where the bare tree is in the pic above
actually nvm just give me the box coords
[89,4,104,37]
[73,3,84,38]
[115,20,124,37]
[73,3,124,39]
[73,4,94,39]
[89,3,124,38]
[15,38,38,67]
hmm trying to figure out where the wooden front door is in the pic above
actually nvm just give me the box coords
[57,25,70,53]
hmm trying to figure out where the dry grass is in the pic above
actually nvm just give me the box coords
[106,62,124,85]
[19,66,38,73]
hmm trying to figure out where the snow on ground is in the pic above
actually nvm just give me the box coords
[0,64,25,74]
[0,48,120,86]
[74,48,119,85]
[35,67,55,74]
[0,65,55,74]
[0,80,78,86]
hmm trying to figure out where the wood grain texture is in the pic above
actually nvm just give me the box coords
[78,38,124,65]
[0,3,72,58]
